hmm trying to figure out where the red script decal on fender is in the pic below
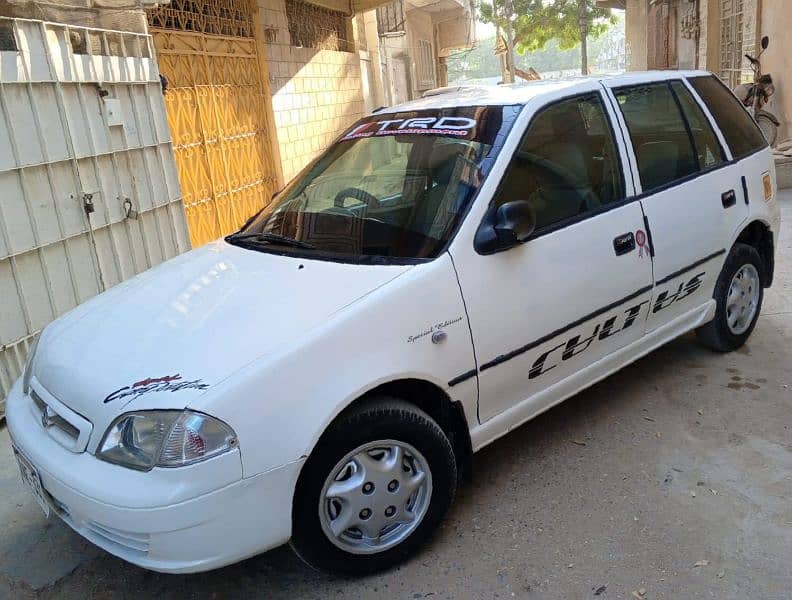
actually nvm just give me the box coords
[104,374,210,404]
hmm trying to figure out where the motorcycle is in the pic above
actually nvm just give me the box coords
[733,35,779,146]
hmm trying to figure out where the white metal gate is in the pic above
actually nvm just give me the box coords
[0,17,190,417]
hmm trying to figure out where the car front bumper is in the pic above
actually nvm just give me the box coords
[5,379,304,573]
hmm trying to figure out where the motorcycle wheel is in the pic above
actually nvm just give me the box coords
[756,113,778,146]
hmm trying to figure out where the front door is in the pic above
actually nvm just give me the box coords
[605,77,749,333]
[452,89,654,423]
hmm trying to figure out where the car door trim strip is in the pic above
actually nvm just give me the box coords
[655,249,726,286]
[448,369,478,387]
[478,284,655,373]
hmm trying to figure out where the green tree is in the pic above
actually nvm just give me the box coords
[480,0,616,75]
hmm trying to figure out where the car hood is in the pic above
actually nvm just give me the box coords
[33,242,410,428]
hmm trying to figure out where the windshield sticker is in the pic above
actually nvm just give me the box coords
[343,117,477,141]
[407,316,463,343]
[104,374,210,404]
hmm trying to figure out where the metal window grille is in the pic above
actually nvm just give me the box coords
[376,0,406,37]
[719,0,755,87]
[416,38,436,90]
[285,0,353,53]
[146,0,254,38]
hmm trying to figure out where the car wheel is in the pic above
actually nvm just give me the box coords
[290,397,457,575]
[696,242,764,352]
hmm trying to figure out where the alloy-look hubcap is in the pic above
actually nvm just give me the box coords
[319,440,432,555]
[726,264,760,335]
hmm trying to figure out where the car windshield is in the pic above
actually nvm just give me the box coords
[228,105,521,262]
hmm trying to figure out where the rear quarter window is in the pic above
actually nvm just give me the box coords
[688,75,768,159]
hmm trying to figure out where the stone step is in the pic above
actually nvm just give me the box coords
[775,154,792,190]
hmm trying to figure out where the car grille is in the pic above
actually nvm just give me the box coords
[31,390,80,439]
[28,382,93,453]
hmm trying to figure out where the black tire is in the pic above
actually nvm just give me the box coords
[696,242,764,352]
[290,397,457,575]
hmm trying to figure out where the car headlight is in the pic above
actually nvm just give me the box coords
[97,410,238,471]
[22,335,40,395]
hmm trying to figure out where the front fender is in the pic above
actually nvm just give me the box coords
[189,253,479,477]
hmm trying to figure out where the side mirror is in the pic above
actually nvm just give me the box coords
[474,200,536,254]
[761,36,769,50]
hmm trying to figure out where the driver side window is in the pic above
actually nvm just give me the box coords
[492,93,625,232]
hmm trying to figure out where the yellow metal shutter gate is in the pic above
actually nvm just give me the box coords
[147,0,278,247]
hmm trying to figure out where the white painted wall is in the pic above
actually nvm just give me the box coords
[0,17,190,416]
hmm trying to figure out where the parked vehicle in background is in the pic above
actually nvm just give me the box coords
[734,36,779,146]
[6,71,780,576]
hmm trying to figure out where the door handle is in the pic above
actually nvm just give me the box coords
[613,232,636,256]
[722,189,737,208]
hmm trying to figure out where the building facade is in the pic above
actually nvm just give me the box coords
[618,0,791,141]
[374,0,475,106]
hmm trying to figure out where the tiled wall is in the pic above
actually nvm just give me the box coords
[259,0,366,182]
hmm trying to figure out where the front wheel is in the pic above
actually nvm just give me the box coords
[290,397,457,575]
[696,243,764,352]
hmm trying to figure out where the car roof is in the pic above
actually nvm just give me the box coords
[375,70,713,114]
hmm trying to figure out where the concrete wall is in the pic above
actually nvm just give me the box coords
[258,0,366,182]
[625,0,648,70]
[758,0,792,140]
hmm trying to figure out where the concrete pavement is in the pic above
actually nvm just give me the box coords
[1,193,791,599]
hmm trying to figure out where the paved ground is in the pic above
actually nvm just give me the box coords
[1,194,791,600]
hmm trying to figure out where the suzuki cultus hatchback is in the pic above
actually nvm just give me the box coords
[7,72,780,574]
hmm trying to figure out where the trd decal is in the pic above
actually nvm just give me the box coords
[652,272,705,313]
[529,272,706,380]
[343,117,476,141]
[407,316,463,343]
[104,374,210,404]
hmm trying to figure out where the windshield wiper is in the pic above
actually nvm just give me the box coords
[227,231,316,249]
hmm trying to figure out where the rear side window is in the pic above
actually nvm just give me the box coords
[688,75,767,159]
[670,81,726,169]
[614,83,699,193]
[491,93,625,232]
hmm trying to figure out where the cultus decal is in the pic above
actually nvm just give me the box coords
[529,300,647,379]
[529,273,705,380]
[652,272,705,313]
[104,374,210,404]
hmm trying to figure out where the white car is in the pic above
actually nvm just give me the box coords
[6,71,780,575]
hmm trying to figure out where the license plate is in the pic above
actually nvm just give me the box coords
[13,446,50,518]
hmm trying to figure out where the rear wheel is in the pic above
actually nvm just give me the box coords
[756,113,778,146]
[290,397,457,575]
[696,243,764,352]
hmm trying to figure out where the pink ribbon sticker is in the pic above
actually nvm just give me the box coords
[636,229,648,258]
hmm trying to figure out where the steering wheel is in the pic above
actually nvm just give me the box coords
[333,187,380,212]
[518,152,600,212]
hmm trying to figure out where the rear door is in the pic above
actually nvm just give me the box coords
[686,74,774,227]
[604,76,749,332]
